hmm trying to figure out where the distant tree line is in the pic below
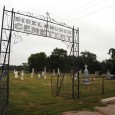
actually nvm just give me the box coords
[9,48,115,74]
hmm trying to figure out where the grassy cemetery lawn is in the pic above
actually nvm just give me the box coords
[6,72,115,115]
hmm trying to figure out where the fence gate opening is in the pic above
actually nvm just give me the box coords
[0,6,79,115]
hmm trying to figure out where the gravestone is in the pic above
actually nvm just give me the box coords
[53,69,55,76]
[41,71,45,77]
[38,73,41,79]
[74,73,78,80]
[44,67,46,79]
[58,68,60,75]
[31,68,34,78]
[106,70,110,79]
[21,70,24,80]
[32,68,34,73]
[79,70,82,74]
[31,73,34,78]
[64,75,66,79]
[82,64,90,84]
[44,74,46,79]
[14,71,18,78]
[44,66,46,74]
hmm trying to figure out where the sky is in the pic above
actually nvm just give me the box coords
[0,0,115,65]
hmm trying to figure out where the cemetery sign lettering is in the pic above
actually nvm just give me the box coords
[14,14,73,42]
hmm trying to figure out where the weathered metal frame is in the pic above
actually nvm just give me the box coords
[0,6,14,115]
[0,6,79,115]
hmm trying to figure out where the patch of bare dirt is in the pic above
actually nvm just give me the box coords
[63,103,115,115]
[63,111,102,115]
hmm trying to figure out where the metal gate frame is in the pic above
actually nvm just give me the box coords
[0,6,79,115]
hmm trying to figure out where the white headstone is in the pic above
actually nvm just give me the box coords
[74,73,78,80]
[53,69,55,76]
[79,70,82,74]
[41,71,44,77]
[31,73,34,78]
[32,68,34,73]
[58,68,60,75]
[44,66,46,74]
[106,70,110,78]
[44,66,47,79]
[31,68,34,78]
[21,70,24,80]
[15,71,18,78]
[44,75,46,79]
[82,64,90,84]
[38,74,41,79]
[64,75,66,79]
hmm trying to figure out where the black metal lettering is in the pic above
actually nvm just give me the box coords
[36,28,40,35]
[15,16,21,22]
[64,29,67,33]
[40,29,46,35]
[32,20,36,26]
[21,18,25,23]
[15,23,23,31]
[55,26,58,31]
[31,27,37,34]
[50,25,54,30]
[26,19,31,25]
[54,33,59,38]
[24,25,31,32]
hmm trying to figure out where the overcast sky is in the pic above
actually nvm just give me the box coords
[0,0,115,65]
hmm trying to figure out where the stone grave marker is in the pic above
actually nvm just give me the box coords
[106,70,110,79]
[44,67,46,79]
[41,71,44,77]
[44,66,46,74]
[14,71,18,78]
[82,64,90,84]
[74,73,78,80]
[38,73,41,79]
[58,68,60,75]
[21,70,24,80]
[53,69,55,76]
[31,68,34,78]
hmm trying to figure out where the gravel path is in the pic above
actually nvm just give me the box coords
[63,103,115,115]
[96,104,115,115]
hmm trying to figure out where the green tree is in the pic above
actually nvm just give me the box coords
[107,48,115,74]
[101,60,107,73]
[108,48,115,59]
[49,48,68,71]
[80,51,100,73]
[81,51,96,63]
[22,63,28,71]
[28,52,47,72]
[101,59,115,74]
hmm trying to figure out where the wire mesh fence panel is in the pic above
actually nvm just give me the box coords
[59,75,72,96]
[104,79,115,94]
[51,73,115,99]
[79,75,103,97]
[51,74,73,97]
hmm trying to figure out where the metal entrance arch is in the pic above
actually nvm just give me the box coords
[0,6,79,115]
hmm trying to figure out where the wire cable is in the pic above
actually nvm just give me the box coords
[67,4,115,23]
[55,0,97,19]
[59,0,109,21]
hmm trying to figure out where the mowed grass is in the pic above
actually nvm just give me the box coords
[6,73,115,115]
